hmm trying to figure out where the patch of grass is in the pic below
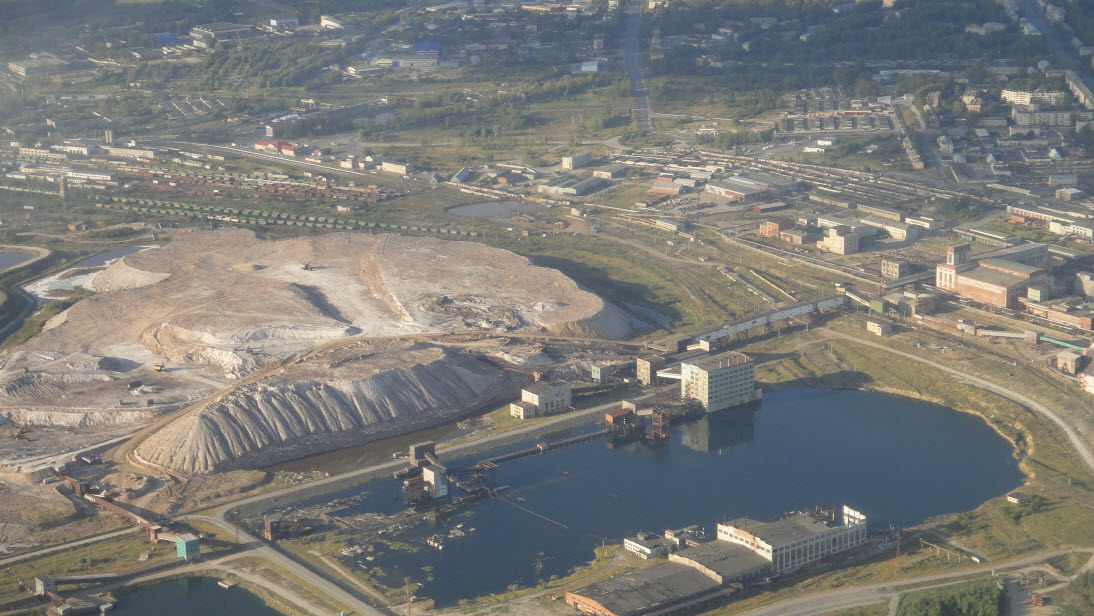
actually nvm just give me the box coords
[1,532,160,601]
[1050,570,1094,616]
[895,578,1002,616]
[828,605,889,616]
[1048,552,1091,576]
[223,556,350,615]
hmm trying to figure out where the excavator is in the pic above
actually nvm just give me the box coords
[300,262,312,271]
[152,363,166,372]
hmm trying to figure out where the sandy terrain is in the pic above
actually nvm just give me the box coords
[0,230,631,474]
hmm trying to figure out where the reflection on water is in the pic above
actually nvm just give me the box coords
[270,389,1023,607]
[678,403,757,453]
[110,577,282,616]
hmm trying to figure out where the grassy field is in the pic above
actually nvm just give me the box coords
[0,523,238,602]
[829,605,889,616]
[223,556,352,615]
[894,578,1001,616]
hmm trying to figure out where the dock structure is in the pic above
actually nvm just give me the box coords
[396,431,611,505]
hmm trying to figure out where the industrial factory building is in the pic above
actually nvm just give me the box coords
[680,351,757,412]
[935,242,1050,308]
[567,505,866,616]
[510,381,572,419]
[717,505,868,573]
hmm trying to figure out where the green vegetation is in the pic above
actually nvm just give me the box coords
[0,525,238,602]
[999,494,1047,525]
[1055,571,1094,616]
[829,606,888,616]
[894,579,1001,616]
[1048,552,1090,576]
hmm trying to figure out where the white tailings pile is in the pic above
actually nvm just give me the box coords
[135,342,524,474]
[0,230,628,471]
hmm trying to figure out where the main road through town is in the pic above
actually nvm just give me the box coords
[623,0,650,133]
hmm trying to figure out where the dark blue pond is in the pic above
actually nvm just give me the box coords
[110,577,282,616]
[277,388,1024,607]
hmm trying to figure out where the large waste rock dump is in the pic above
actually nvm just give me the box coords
[0,230,630,471]
[135,340,524,474]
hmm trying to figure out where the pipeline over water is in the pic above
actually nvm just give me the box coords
[479,430,608,466]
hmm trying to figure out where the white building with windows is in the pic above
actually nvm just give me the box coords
[717,506,868,573]
[680,351,756,412]
[510,381,572,419]
[623,533,674,559]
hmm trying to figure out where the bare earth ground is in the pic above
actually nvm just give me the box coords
[0,229,631,480]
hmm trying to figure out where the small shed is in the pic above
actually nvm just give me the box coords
[605,408,634,426]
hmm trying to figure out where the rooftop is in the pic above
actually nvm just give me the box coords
[959,266,1028,289]
[978,257,1044,276]
[978,242,1046,260]
[524,380,566,394]
[568,562,721,616]
[683,351,752,371]
[672,540,771,581]
[724,512,838,548]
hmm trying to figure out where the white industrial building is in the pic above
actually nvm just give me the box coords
[680,351,756,412]
[510,381,572,419]
[623,533,674,559]
[562,152,593,170]
[380,161,414,175]
[422,464,449,498]
[717,506,868,573]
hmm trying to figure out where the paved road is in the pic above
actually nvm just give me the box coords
[183,514,386,616]
[740,549,1073,616]
[174,394,655,614]
[1015,0,1089,80]
[622,0,650,133]
[0,527,140,567]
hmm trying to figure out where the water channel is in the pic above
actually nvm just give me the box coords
[109,577,283,616]
[0,251,32,272]
[266,387,1024,607]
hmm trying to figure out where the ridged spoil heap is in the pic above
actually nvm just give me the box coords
[0,230,630,471]
[135,340,524,474]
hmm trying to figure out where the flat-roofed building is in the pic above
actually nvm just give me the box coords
[669,540,771,583]
[381,161,414,175]
[510,381,571,419]
[820,225,859,255]
[624,532,674,559]
[566,562,724,616]
[191,22,254,39]
[538,174,606,197]
[759,218,795,238]
[636,355,666,385]
[562,151,593,169]
[936,253,1048,308]
[680,351,756,412]
[717,506,868,573]
[856,203,903,222]
[880,258,910,279]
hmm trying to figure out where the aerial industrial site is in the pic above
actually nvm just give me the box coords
[3,0,1094,615]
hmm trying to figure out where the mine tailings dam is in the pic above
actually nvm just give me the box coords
[265,388,1023,608]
